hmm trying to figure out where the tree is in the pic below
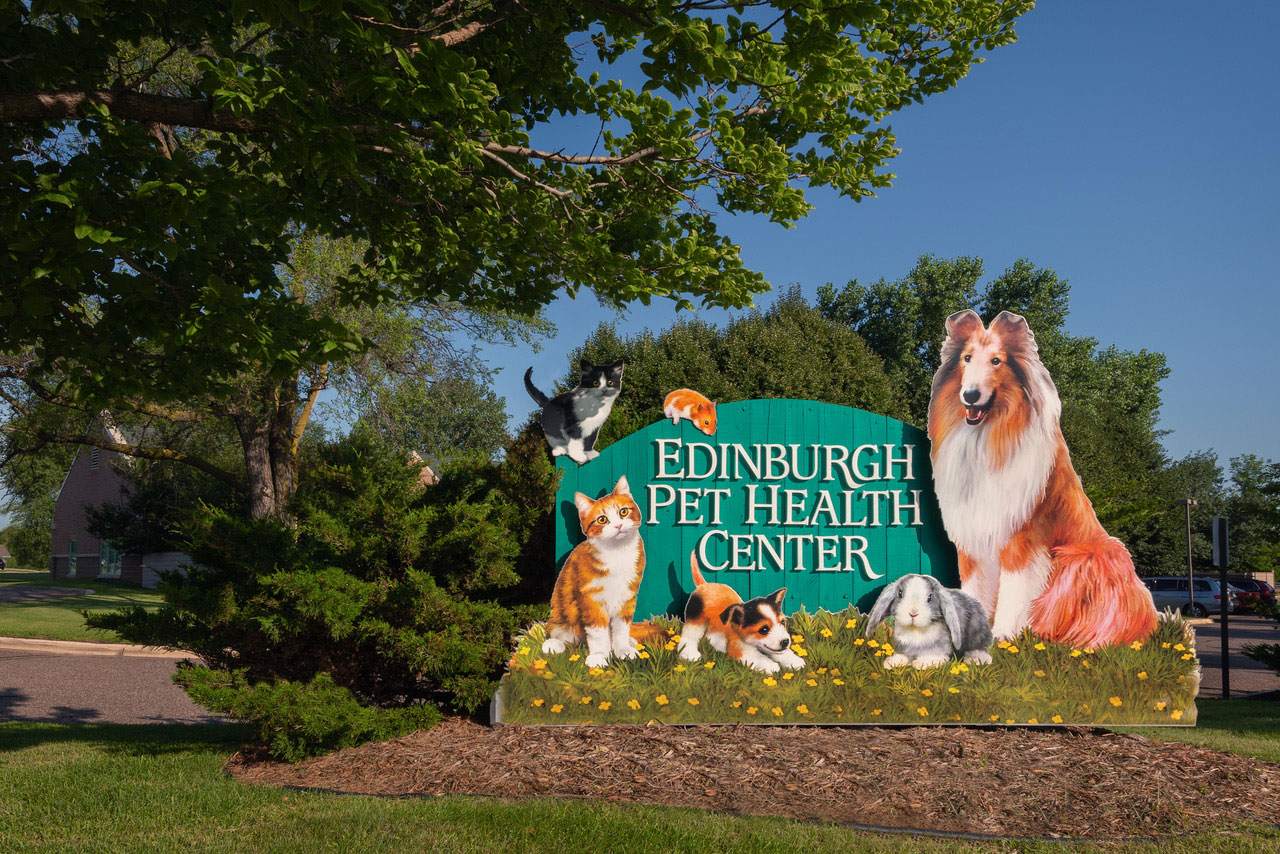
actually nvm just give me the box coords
[557,286,908,449]
[2,2,1033,516]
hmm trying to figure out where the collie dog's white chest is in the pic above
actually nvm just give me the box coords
[932,424,1057,557]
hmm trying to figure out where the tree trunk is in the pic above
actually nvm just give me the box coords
[234,380,302,520]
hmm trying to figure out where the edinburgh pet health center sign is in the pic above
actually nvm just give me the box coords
[556,400,954,619]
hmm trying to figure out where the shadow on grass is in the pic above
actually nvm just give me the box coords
[1195,696,1280,734]
[0,720,254,757]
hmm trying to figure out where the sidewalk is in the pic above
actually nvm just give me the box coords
[0,635,196,660]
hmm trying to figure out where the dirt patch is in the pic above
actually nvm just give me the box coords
[228,720,1280,839]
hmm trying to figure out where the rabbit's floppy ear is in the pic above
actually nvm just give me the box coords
[864,578,903,637]
[929,576,964,650]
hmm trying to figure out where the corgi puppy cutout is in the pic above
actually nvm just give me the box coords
[663,389,717,435]
[678,552,805,673]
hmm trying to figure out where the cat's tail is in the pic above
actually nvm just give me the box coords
[523,367,549,407]
[689,550,708,588]
[629,621,669,645]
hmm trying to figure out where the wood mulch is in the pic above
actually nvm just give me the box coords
[228,719,1280,840]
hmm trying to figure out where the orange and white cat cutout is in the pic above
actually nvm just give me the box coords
[541,475,664,668]
[678,552,805,673]
[663,388,717,435]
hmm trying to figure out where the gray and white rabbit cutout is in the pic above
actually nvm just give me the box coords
[864,574,994,670]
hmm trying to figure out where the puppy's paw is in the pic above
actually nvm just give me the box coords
[964,649,993,665]
[883,653,910,669]
[748,657,781,674]
[774,650,806,670]
[541,638,567,655]
[585,653,611,669]
[912,654,948,670]
[677,643,702,661]
[612,644,639,660]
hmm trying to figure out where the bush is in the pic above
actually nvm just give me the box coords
[89,427,555,760]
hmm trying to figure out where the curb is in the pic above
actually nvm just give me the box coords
[0,636,198,660]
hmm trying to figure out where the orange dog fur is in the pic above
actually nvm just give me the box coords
[928,310,1157,647]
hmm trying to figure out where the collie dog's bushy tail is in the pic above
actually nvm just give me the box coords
[1030,538,1158,647]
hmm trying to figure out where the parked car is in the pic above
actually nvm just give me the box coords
[1226,576,1276,606]
[1141,576,1238,617]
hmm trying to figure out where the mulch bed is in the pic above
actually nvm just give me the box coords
[228,719,1280,840]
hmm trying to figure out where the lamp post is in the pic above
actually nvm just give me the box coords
[1177,498,1198,615]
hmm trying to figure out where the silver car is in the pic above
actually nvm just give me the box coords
[1142,576,1238,617]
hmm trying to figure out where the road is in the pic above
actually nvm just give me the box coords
[1190,614,1280,698]
[0,645,228,725]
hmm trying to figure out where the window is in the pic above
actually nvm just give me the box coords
[1152,579,1178,592]
[68,538,77,578]
[99,540,122,579]
[90,447,99,469]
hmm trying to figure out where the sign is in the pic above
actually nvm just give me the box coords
[553,399,955,619]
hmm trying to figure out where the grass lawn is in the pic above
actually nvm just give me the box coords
[0,700,1276,852]
[0,567,165,642]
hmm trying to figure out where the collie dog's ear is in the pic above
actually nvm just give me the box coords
[990,311,1029,339]
[944,309,983,340]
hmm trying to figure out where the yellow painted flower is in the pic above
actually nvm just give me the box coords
[731,701,743,708]
[672,634,682,643]
[820,628,833,638]
[687,697,700,706]
[1171,709,1184,721]
[958,663,969,673]
[997,640,1010,649]
[854,638,866,646]
[1006,719,1015,725]
[598,701,612,711]
[665,642,676,651]
[1034,642,1046,651]
[917,706,929,717]
[867,640,880,648]
[949,666,960,676]
[833,679,845,686]
[1130,640,1143,650]
[948,687,960,694]
[1082,660,1091,668]
[533,659,548,670]
[921,689,933,697]
[1028,718,1039,724]
[550,704,563,714]
[655,694,669,706]
[771,706,783,717]
[703,661,714,669]
[1033,670,1046,678]
[568,653,581,661]
[1051,715,1063,724]
[1174,643,1185,651]
[845,618,858,629]
[834,706,843,714]
[627,699,641,710]
[796,704,809,714]
[517,647,530,656]
[1155,701,1167,711]
[1109,696,1123,707]
[791,633,804,643]
[881,643,894,654]
[782,672,794,680]
[666,628,676,636]
[830,668,841,676]
[1181,653,1194,661]
[1137,671,1148,680]
[1007,645,1019,654]
[637,651,650,659]
[531,699,545,707]
[673,664,686,673]
[1070,649,1083,658]
[816,667,828,674]
[793,646,808,657]
[806,679,818,687]
[589,667,604,675]
[990,715,1000,722]
[762,677,778,687]
[747,706,758,715]
[1162,642,1171,649]
[871,709,882,716]
[580,696,592,704]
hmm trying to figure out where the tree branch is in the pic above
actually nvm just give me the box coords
[33,429,245,491]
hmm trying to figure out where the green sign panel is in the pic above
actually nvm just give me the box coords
[554,399,957,620]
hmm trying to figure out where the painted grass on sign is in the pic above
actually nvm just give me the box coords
[499,609,1199,726]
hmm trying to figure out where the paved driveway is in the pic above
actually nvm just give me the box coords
[1191,614,1280,698]
[0,647,228,725]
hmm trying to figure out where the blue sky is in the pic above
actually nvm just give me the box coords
[499,1,1280,469]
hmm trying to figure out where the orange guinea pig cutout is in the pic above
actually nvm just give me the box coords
[663,389,717,435]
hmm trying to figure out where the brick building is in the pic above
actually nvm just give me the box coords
[49,427,189,587]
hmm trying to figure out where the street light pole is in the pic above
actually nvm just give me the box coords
[1177,498,1198,615]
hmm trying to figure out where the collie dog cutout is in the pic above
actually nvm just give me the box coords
[928,310,1157,647]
